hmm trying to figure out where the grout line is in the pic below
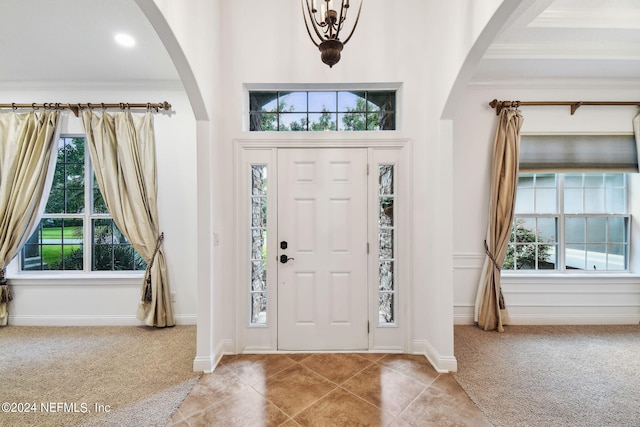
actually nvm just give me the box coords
[392,376,435,421]
[338,384,399,421]
[179,365,250,421]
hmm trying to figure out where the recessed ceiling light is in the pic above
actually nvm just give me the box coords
[114,33,136,48]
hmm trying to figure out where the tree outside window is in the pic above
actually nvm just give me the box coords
[22,137,145,272]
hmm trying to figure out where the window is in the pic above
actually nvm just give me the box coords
[249,164,268,325]
[249,90,396,131]
[505,173,630,272]
[21,136,145,272]
[378,165,396,324]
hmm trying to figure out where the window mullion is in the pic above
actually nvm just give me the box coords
[558,174,565,272]
[84,143,92,272]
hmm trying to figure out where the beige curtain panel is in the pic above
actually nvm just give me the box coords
[475,108,523,332]
[82,110,174,327]
[0,111,60,326]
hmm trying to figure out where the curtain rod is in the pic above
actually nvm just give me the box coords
[0,101,171,117]
[489,99,640,116]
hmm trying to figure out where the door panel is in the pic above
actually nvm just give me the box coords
[277,148,368,350]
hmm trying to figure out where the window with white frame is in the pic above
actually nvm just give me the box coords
[504,134,636,273]
[21,136,145,272]
[505,172,630,272]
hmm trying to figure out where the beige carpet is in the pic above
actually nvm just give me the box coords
[0,325,199,427]
[453,324,640,427]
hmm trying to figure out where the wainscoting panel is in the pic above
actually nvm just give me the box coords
[453,252,640,325]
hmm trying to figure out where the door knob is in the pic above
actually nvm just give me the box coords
[280,254,294,264]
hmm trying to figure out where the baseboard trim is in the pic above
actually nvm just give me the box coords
[193,355,214,373]
[413,340,458,373]
[193,339,235,373]
[454,314,640,326]
[7,313,197,326]
[506,313,640,325]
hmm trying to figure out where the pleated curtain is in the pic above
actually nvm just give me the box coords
[475,107,523,332]
[0,111,60,326]
[82,110,174,327]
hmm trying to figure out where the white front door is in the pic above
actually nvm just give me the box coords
[277,148,368,350]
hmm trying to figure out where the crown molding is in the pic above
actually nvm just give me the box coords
[0,79,184,92]
[485,43,640,60]
[467,77,640,91]
[532,6,640,30]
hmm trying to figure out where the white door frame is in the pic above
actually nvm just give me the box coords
[234,138,412,354]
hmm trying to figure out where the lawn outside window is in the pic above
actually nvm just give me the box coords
[20,136,145,273]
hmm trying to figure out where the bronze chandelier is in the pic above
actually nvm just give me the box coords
[302,0,363,68]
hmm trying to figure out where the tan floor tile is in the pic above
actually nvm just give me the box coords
[391,375,492,427]
[253,364,337,416]
[165,408,187,426]
[185,387,289,427]
[283,353,313,362]
[300,353,373,384]
[295,387,395,427]
[356,352,387,362]
[342,363,426,416]
[166,420,190,427]
[176,354,488,427]
[378,354,439,386]
[221,353,297,386]
[176,367,246,417]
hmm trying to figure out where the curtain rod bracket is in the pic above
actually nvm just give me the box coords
[570,102,582,115]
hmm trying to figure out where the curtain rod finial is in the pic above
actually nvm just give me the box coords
[489,99,505,115]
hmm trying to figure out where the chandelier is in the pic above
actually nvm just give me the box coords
[302,0,363,68]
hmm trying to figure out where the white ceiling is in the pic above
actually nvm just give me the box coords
[0,0,638,86]
[0,0,178,85]
[471,0,640,84]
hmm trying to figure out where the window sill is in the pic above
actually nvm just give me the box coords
[501,272,640,285]
[6,272,144,286]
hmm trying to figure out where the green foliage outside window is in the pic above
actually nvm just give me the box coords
[504,218,553,270]
[22,137,145,272]
[249,90,395,131]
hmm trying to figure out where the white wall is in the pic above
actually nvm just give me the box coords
[453,84,640,326]
[4,84,198,325]
[148,0,505,372]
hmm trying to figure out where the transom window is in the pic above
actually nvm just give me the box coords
[21,136,145,272]
[249,90,396,131]
[505,173,630,272]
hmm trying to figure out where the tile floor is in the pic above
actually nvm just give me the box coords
[167,353,491,426]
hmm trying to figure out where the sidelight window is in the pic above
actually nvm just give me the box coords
[250,165,268,325]
[378,165,396,324]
